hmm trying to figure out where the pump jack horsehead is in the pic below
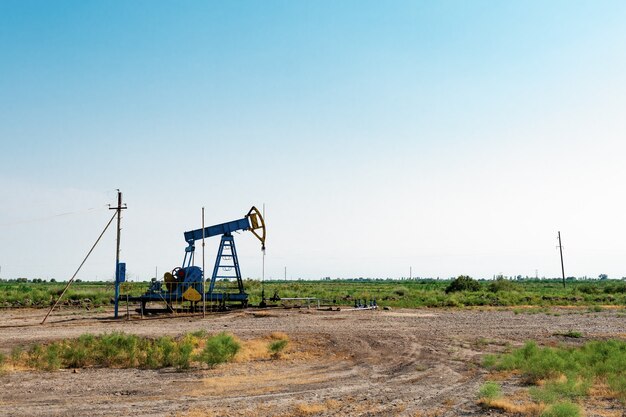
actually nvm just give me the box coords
[132,206,266,312]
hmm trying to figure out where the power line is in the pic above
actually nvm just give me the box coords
[0,205,109,227]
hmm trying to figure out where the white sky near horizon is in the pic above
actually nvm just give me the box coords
[1,1,625,281]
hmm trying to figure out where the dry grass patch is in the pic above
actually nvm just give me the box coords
[479,397,545,415]
[293,402,326,416]
[234,339,271,362]
[269,331,289,340]
[233,332,290,362]
[249,311,278,318]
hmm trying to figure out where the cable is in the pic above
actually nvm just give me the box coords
[0,205,109,227]
[41,210,117,324]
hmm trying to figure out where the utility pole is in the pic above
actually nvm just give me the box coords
[557,231,566,288]
[110,190,127,318]
[410,266,412,280]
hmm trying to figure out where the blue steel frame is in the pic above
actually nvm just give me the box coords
[209,233,244,295]
[132,217,251,307]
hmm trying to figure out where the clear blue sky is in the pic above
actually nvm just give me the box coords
[1,1,625,281]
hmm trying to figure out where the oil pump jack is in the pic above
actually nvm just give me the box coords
[132,206,265,312]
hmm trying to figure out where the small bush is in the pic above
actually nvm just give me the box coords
[28,344,44,369]
[196,332,240,367]
[488,278,517,293]
[482,354,497,368]
[190,329,208,339]
[63,343,89,368]
[11,346,23,363]
[479,381,502,400]
[44,344,62,371]
[156,336,176,368]
[175,340,194,370]
[392,286,409,297]
[530,376,590,404]
[445,276,480,293]
[268,339,289,359]
[541,402,581,417]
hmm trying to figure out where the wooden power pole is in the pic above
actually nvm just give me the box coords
[110,190,127,318]
[558,231,566,288]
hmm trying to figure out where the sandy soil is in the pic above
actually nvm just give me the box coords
[1,306,625,417]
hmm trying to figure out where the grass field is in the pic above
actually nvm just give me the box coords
[2,278,626,309]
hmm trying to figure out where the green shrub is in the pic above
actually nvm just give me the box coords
[63,343,89,368]
[190,329,208,339]
[97,332,139,367]
[44,344,62,371]
[607,374,626,401]
[175,340,194,370]
[482,354,497,368]
[28,344,44,369]
[530,376,590,404]
[478,381,502,400]
[488,277,517,293]
[392,286,409,297]
[540,402,581,417]
[196,332,240,367]
[11,346,23,363]
[268,339,289,358]
[445,276,480,293]
[156,336,176,367]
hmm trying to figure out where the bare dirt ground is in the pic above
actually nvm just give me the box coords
[1,306,625,417]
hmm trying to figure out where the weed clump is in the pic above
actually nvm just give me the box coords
[175,339,194,370]
[478,381,502,400]
[268,339,289,359]
[196,332,241,367]
[392,286,409,297]
[541,402,581,417]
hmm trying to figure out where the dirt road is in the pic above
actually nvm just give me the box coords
[1,307,625,416]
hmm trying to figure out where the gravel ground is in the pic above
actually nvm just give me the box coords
[1,306,625,416]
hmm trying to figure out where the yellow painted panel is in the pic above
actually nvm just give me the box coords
[182,287,202,302]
